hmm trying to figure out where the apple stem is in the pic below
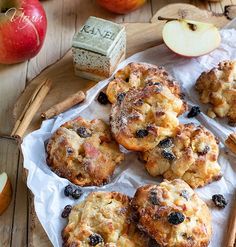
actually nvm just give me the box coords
[158,16,179,22]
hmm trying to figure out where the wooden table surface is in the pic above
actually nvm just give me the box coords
[0,1,234,246]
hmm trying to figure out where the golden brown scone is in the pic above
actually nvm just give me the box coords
[46,117,124,186]
[106,62,182,104]
[142,123,222,188]
[196,60,236,125]
[62,191,150,247]
[131,179,212,247]
[225,132,236,154]
[110,83,187,152]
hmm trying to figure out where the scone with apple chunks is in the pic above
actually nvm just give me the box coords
[142,123,222,188]
[106,62,182,104]
[110,83,187,152]
[46,117,124,186]
[62,191,150,247]
[196,60,236,125]
[131,179,212,247]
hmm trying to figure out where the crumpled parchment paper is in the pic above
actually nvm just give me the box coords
[22,22,236,247]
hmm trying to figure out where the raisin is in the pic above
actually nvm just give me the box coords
[212,194,228,208]
[158,138,173,149]
[117,92,126,103]
[61,205,72,218]
[64,185,73,197]
[168,212,185,225]
[147,81,161,86]
[88,233,103,246]
[180,190,189,201]
[66,147,74,155]
[149,190,160,205]
[135,129,149,138]
[77,127,92,138]
[72,188,83,200]
[198,146,210,155]
[161,150,176,161]
[148,238,161,247]
[97,92,109,105]
[187,106,201,118]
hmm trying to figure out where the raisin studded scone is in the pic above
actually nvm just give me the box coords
[131,179,212,247]
[110,83,186,152]
[46,117,124,186]
[62,191,150,247]
[196,60,236,125]
[142,123,222,188]
[106,62,182,104]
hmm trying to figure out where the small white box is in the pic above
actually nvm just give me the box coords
[72,16,126,82]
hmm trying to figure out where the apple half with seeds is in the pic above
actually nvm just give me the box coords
[0,172,12,215]
[162,19,221,57]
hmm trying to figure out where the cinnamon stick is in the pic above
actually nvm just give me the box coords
[11,79,52,140]
[226,190,236,247]
[41,90,85,119]
[225,133,236,154]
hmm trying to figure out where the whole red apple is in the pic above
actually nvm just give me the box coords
[0,0,47,64]
[97,0,146,14]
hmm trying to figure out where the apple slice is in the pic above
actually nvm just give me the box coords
[162,19,221,57]
[0,172,12,215]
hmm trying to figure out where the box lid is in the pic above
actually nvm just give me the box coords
[72,16,125,56]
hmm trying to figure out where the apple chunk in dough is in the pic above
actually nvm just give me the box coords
[162,19,221,57]
[0,172,12,215]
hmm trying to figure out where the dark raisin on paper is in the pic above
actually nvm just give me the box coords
[88,233,103,246]
[161,150,176,161]
[187,106,201,118]
[168,212,185,225]
[72,188,83,200]
[97,92,109,105]
[64,185,73,197]
[212,194,228,209]
[77,127,92,138]
[135,129,149,138]
[158,138,173,149]
[61,205,72,218]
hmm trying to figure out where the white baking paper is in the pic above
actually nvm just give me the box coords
[22,22,236,247]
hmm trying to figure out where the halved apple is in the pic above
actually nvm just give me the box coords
[0,172,12,215]
[162,19,221,57]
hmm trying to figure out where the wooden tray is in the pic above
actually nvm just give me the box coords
[13,3,230,246]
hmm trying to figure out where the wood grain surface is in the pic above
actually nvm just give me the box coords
[0,1,235,247]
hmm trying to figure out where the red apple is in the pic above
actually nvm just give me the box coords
[162,19,221,57]
[0,0,47,64]
[96,0,146,14]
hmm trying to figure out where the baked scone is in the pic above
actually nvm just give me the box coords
[142,123,222,188]
[62,191,149,247]
[196,61,236,125]
[110,83,186,151]
[131,179,212,247]
[46,117,124,186]
[106,62,182,104]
